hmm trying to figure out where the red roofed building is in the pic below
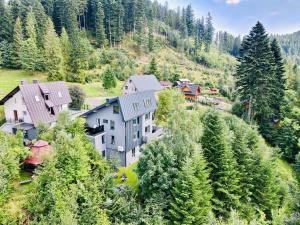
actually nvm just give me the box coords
[25,140,53,166]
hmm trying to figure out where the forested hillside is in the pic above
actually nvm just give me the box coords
[0,0,300,225]
[272,31,300,65]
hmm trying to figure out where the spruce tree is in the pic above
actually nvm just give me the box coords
[195,17,205,52]
[0,0,13,42]
[20,11,39,72]
[185,4,194,36]
[235,22,276,124]
[95,0,106,48]
[204,13,214,52]
[102,66,117,89]
[169,155,212,225]
[148,57,160,80]
[43,18,64,81]
[201,110,240,219]
[270,39,286,115]
[60,27,71,72]
[11,17,23,69]
[180,8,188,39]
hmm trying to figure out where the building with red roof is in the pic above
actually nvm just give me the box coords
[24,140,53,166]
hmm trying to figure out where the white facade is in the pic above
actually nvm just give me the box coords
[4,91,32,124]
[123,79,137,95]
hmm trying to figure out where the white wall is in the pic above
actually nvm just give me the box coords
[123,79,137,95]
[126,145,141,166]
[85,104,126,151]
[141,112,153,137]
[4,91,32,124]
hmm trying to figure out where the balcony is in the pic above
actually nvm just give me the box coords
[142,126,164,144]
[86,125,105,136]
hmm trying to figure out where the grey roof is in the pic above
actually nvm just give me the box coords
[179,83,201,96]
[118,91,157,121]
[82,91,157,122]
[128,75,162,92]
[0,81,71,126]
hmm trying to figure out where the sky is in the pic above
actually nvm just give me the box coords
[157,0,300,36]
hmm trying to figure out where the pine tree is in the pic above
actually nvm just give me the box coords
[137,140,177,202]
[235,22,276,124]
[94,0,106,48]
[44,18,64,81]
[194,17,205,52]
[112,0,124,45]
[169,155,212,224]
[185,4,194,36]
[201,110,240,219]
[20,11,39,72]
[148,57,160,80]
[11,17,23,69]
[270,39,286,115]
[204,13,214,52]
[148,9,154,52]
[180,8,188,39]
[0,0,13,42]
[102,66,116,89]
[60,27,71,72]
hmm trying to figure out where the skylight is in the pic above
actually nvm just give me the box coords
[35,96,40,102]
[58,92,62,98]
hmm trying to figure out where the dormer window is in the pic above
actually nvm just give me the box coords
[35,96,40,102]
[44,94,49,100]
[58,92,62,98]
[133,103,139,112]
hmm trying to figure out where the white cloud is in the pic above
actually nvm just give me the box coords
[225,0,242,4]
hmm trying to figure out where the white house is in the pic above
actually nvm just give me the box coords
[123,75,162,95]
[0,80,71,140]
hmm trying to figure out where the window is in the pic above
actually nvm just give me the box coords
[58,92,63,98]
[143,99,152,108]
[23,111,27,116]
[45,94,49,100]
[110,120,115,130]
[133,118,138,125]
[133,131,139,140]
[145,112,150,120]
[145,125,150,133]
[132,148,136,157]
[103,119,108,124]
[133,103,139,112]
[125,86,128,90]
[102,150,106,157]
[113,105,120,114]
[35,96,40,102]
[97,118,101,125]
[111,136,115,145]
[102,135,105,144]
[22,97,25,105]
[50,107,55,115]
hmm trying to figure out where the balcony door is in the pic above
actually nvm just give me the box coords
[13,110,18,122]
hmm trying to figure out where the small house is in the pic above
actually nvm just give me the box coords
[0,80,71,140]
[123,75,162,95]
[178,83,201,101]
[24,140,53,168]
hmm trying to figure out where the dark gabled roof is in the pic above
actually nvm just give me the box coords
[82,91,157,122]
[179,83,201,96]
[0,81,71,126]
[118,91,157,121]
[128,75,162,92]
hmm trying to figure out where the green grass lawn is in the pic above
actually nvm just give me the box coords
[114,162,139,191]
[0,69,47,98]
[0,69,124,99]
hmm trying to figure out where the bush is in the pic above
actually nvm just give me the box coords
[69,85,86,110]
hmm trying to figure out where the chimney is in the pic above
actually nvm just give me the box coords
[32,80,39,84]
[20,80,28,85]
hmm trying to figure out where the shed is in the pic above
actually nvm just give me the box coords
[25,140,53,166]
